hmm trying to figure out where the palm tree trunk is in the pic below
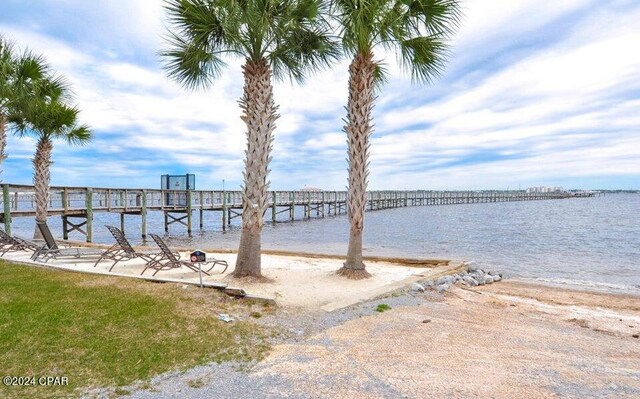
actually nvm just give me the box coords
[0,114,6,181]
[233,58,278,278]
[337,52,376,280]
[32,136,53,238]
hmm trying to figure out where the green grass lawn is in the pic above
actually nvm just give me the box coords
[0,260,270,398]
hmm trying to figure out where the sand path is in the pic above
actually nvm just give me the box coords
[123,280,640,399]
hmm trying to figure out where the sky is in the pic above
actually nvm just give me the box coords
[1,0,639,191]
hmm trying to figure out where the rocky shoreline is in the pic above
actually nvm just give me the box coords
[411,260,503,293]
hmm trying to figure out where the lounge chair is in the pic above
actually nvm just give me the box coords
[93,225,174,272]
[142,233,228,276]
[0,229,40,256]
[31,221,103,263]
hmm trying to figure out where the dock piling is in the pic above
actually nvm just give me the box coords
[62,216,68,240]
[141,189,147,239]
[85,188,93,243]
[221,190,227,231]
[2,184,10,235]
[199,191,204,229]
[272,191,277,223]
[186,190,192,236]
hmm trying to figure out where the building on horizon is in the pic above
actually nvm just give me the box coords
[300,185,323,192]
[526,186,564,193]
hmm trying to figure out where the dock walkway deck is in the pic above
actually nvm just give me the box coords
[1,183,595,241]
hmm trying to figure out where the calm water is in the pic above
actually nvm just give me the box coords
[9,194,640,291]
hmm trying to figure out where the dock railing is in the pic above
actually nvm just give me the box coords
[1,183,595,240]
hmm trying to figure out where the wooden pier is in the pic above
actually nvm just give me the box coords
[0,183,596,242]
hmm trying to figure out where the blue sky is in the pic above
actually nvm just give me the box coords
[1,0,639,190]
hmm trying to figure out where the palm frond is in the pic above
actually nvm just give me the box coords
[6,110,30,136]
[0,35,16,77]
[0,36,17,108]
[13,51,50,84]
[162,0,338,87]
[36,73,72,104]
[399,35,449,83]
[403,0,462,38]
[373,61,389,88]
[161,32,226,90]
[10,82,92,144]
[269,0,339,82]
[160,0,242,90]
[332,0,461,85]
[1,35,91,164]
[0,35,15,60]
[270,25,340,83]
[65,124,92,146]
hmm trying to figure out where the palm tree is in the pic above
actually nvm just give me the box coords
[1,36,58,182]
[162,0,337,278]
[332,0,461,279]
[11,76,91,235]
[0,36,13,178]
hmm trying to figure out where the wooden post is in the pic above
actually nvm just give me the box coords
[141,189,147,239]
[62,216,68,240]
[290,192,294,221]
[199,191,204,229]
[85,188,93,243]
[272,191,277,223]
[164,212,168,232]
[121,213,126,233]
[187,190,192,236]
[2,184,11,235]
[222,191,227,231]
[62,187,68,213]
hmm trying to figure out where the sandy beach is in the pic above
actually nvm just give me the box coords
[110,278,640,399]
[2,246,460,310]
[2,247,639,398]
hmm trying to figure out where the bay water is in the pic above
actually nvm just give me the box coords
[9,193,639,292]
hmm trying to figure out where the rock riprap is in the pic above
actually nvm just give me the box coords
[415,261,504,293]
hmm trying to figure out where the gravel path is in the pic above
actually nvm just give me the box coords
[87,281,640,399]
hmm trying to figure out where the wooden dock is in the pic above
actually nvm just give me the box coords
[0,183,596,241]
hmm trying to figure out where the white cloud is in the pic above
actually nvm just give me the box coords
[1,0,639,190]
